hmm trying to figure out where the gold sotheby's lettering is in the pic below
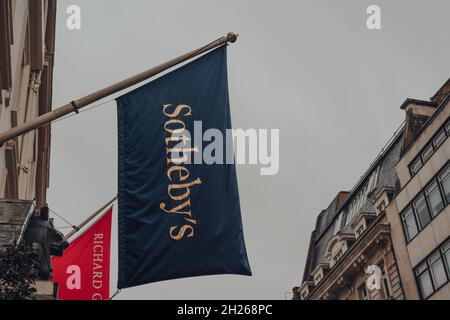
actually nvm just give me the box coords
[160,104,202,240]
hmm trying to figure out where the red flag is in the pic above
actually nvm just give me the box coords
[52,208,112,300]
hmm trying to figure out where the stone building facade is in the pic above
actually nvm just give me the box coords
[295,78,450,300]
[1,0,66,299]
[385,79,450,300]
[0,0,54,211]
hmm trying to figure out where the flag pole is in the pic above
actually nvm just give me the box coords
[0,32,238,146]
[65,196,117,240]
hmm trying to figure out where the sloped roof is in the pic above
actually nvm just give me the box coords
[0,199,34,248]
[302,130,404,282]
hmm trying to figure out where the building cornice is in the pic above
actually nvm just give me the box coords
[400,98,437,110]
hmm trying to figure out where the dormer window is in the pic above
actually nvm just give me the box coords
[314,274,322,285]
[333,249,343,263]
[325,233,355,267]
[372,187,394,215]
[351,212,376,239]
[376,202,386,214]
[301,290,308,300]
[311,264,330,286]
[355,225,365,238]
[299,281,314,300]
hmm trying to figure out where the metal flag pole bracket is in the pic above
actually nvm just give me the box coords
[0,32,239,146]
[70,101,80,114]
[109,289,122,300]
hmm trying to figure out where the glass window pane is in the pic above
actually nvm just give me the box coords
[443,239,450,253]
[402,207,418,241]
[418,270,434,298]
[416,261,428,275]
[433,129,447,149]
[439,166,450,203]
[426,181,444,217]
[382,278,392,298]
[410,157,423,176]
[359,285,369,300]
[414,194,431,229]
[422,144,434,162]
[429,252,448,289]
[378,260,386,276]
[442,240,450,273]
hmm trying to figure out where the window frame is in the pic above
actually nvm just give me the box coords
[377,259,393,299]
[428,251,448,290]
[356,225,365,238]
[413,193,432,229]
[421,143,434,163]
[401,161,450,244]
[358,284,370,300]
[409,156,423,176]
[314,273,322,285]
[438,165,450,203]
[442,239,450,275]
[415,261,434,299]
[433,129,447,149]
[414,236,450,299]
[408,117,450,178]
[425,179,445,217]
[332,249,343,264]
[401,206,419,242]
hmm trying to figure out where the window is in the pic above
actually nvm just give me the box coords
[402,207,418,241]
[415,239,450,299]
[314,274,322,285]
[442,240,450,272]
[402,163,450,244]
[416,261,434,298]
[413,194,431,229]
[377,201,386,214]
[333,249,343,263]
[301,291,308,300]
[433,129,447,149]
[425,180,444,217]
[358,285,369,300]
[421,143,434,162]
[428,251,447,289]
[378,260,392,299]
[408,119,450,178]
[410,157,423,176]
[439,166,450,203]
[356,225,365,238]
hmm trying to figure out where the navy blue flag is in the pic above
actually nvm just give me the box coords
[116,46,252,289]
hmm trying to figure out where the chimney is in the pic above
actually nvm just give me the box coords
[431,78,450,105]
[336,191,349,207]
[400,99,437,152]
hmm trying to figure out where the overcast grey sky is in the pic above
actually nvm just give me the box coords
[48,0,450,299]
